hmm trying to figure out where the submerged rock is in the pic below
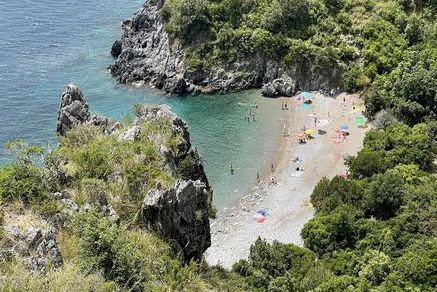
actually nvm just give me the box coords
[142,180,211,261]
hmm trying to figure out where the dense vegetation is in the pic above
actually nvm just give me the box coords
[233,122,437,290]
[227,2,437,289]
[0,107,243,291]
[162,0,437,124]
[2,0,437,290]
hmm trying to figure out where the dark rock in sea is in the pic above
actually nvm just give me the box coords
[111,40,123,58]
[163,77,187,95]
[142,180,211,261]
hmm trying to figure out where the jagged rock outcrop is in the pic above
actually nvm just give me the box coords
[111,40,123,58]
[55,86,211,261]
[109,0,186,94]
[109,0,343,95]
[132,104,209,186]
[57,85,117,136]
[142,180,210,261]
[1,215,63,275]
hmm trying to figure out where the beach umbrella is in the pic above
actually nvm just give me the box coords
[305,129,316,135]
[253,212,266,223]
[340,124,349,130]
[256,208,268,216]
[300,92,312,99]
[355,116,365,126]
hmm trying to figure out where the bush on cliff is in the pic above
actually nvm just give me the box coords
[56,122,174,221]
[159,0,437,98]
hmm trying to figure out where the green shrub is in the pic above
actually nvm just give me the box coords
[233,238,315,290]
[0,260,117,292]
[0,162,45,203]
[343,63,370,92]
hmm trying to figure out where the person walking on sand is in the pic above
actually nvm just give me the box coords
[271,162,274,173]
[257,172,260,183]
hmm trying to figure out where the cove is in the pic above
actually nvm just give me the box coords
[0,0,282,209]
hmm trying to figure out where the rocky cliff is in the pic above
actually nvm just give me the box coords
[109,0,342,96]
[56,85,212,261]
[1,86,212,274]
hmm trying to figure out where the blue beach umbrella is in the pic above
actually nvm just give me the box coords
[340,124,349,130]
[300,92,312,99]
[256,208,269,216]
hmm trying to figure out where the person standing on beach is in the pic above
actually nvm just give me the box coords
[230,163,234,175]
[257,172,260,183]
[271,163,274,173]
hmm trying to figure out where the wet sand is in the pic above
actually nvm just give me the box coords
[205,92,368,268]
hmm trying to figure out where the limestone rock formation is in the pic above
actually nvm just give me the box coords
[134,104,209,185]
[1,210,63,275]
[57,85,117,136]
[55,86,212,261]
[261,77,297,97]
[109,0,343,95]
[109,0,186,95]
[57,85,90,135]
[142,180,211,261]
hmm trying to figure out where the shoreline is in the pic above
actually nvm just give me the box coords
[205,92,368,268]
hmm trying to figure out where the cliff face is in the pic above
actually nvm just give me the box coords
[109,0,342,96]
[57,85,212,261]
[109,0,187,94]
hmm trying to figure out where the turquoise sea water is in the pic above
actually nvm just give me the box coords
[0,0,283,209]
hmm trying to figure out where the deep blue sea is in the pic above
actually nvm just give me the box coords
[0,0,283,209]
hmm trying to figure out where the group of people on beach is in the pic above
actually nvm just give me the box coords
[244,103,258,123]
[329,87,340,97]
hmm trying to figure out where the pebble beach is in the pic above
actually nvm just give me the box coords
[205,92,369,268]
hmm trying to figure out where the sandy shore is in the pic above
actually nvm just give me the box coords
[205,92,368,268]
